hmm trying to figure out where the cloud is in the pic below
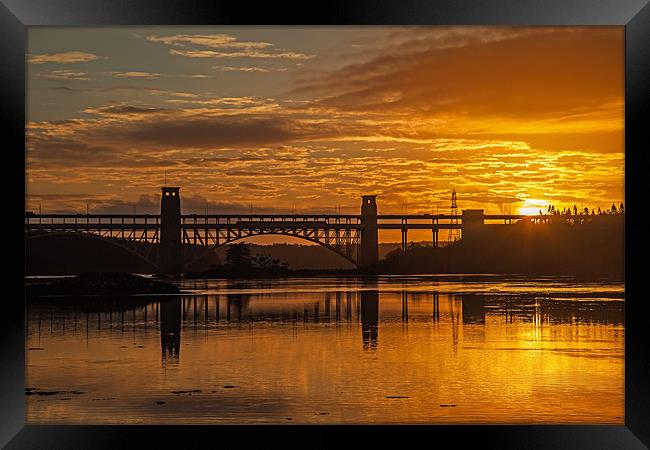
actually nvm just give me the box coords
[114,116,301,148]
[215,66,268,73]
[26,138,118,166]
[90,194,159,214]
[42,86,88,93]
[28,102,328,152]
[38,70,90,81]
[26,194,162,215]
[146,34,273,49]
[214,66,288,73]
[28,51,101,64]
[105,71,208,79]
[27,109,624,213]
[97,86,203,99]
[170,49,313,60]
[26,28,624,215]
[146,33,314,60]
[163,91,201,98]
[294,27,623,122]
[163,96,279,109]
[108,71,162,79]
[100,85,170,94]
[181,194,287,214]
[83,103,169,116]
[288,27,624,156]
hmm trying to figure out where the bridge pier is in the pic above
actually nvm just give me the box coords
[432,218,439,248]
[461,209,485,244]
[159,187,184,274]
[360,196,379,268]
[360,289,379,349]
[160,297,181,364]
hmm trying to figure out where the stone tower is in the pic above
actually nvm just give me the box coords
[159,187,183,274]
[360,195,379,268]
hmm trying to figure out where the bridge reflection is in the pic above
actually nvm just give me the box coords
[160,298,181,366]
[26,283,624,365]
[461,294,486,324]
[360,290,379,350]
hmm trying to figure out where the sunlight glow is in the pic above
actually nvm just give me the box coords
[518,198,549,216]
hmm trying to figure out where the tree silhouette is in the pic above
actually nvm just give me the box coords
[225,243,252,268]
[252,253,286,269]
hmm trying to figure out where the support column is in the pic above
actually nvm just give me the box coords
[360,195,379,268]
[360,288,379,349]
[159,187,183,274]
[461,209,485,244]
[432,218,439,248]
[160,297,181,364]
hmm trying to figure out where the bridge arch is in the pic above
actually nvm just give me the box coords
[184,231,359,269]
[26,231,159,271]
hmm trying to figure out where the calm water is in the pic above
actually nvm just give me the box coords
[26,275,624,424]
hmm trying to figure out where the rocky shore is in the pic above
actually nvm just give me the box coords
[27,272,179,298]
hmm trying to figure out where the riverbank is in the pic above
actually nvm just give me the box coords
[26,272,179,298]
[183,267,361,279]
[181,267,622,283]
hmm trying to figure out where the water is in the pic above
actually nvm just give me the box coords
[25,275,624,424]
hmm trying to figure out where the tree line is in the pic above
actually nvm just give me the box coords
[542,202,624,216]
[225,243,288,269]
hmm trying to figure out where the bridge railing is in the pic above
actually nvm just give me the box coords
[27,212,612,230]
[180,214,362,224]
[25,214,161,225]
[25,214,162,243]
[376,214,528,220]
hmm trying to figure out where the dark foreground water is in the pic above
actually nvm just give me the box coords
[26,275,624,424]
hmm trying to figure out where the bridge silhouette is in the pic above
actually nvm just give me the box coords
[25,187,531,273]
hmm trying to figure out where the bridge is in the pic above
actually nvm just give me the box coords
[25,187,532,273]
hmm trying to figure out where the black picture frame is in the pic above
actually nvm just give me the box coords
[2,0,648,448]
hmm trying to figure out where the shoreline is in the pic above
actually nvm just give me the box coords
[25,270,625,284]
[181,269,624,283]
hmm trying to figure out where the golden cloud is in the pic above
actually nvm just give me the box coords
[28,51,101,64]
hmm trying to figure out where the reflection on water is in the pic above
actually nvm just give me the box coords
[361,290,379,350]
[160,299,181,366]
[26,276,624,424]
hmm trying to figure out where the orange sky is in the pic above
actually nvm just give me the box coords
[26,26,624,224]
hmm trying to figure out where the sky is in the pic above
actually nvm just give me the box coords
[26,26,624,224]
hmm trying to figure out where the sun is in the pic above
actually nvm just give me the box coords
[518,198,549,216]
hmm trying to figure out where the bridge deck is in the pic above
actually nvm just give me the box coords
[26,224,160,231]
[184,221,363,230]
[26,213,530,222]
